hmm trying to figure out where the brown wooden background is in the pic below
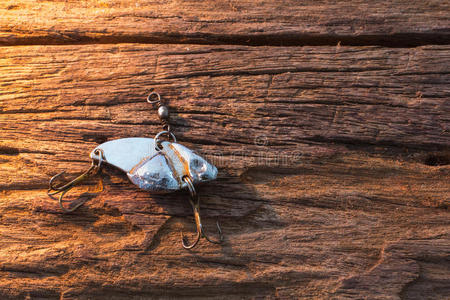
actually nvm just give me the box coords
[0,1,449,299]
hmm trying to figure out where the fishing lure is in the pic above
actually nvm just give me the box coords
[47,91,223,249]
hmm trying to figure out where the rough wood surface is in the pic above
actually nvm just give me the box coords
[1,0,450,298]
[0,0,449,46]
[0,43,449,299]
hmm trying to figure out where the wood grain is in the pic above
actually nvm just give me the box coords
[0,0,449,46]
[0,43,449,299]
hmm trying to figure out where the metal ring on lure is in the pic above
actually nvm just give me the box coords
[92,148,105,169]
[154,130,176,151]
[183,175,197,200]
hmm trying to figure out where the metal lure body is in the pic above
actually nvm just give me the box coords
[89,137,217,193]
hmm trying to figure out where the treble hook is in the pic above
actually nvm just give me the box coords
[181,175,224,249]
[47,149,104,213]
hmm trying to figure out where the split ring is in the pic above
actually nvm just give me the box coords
[182,175,197,200]
[91,148,105,169]
[154,130,177,151]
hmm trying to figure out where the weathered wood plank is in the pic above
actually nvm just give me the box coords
[0,43,449,299]
[0,0,449,46]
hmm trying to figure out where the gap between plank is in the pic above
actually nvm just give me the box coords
[1,32,449,48]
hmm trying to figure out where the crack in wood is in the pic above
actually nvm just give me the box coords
[1,32,450,48]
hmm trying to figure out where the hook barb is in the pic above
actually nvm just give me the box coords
[48,171,67,192]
